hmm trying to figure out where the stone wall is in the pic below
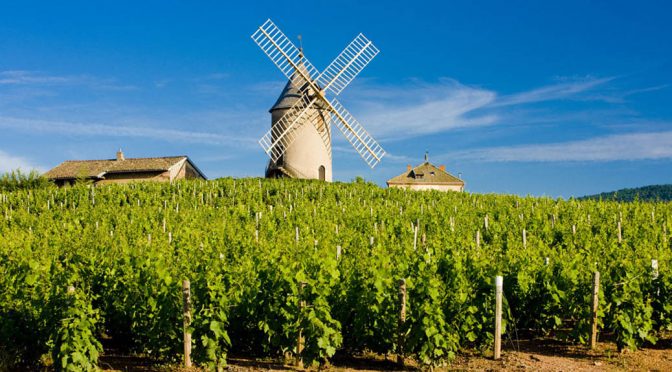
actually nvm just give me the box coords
[95,171,170,185]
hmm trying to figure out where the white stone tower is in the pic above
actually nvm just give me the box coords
[253,20,386,180]
[265,71,333,181]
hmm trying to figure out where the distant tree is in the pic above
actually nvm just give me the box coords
[580,184,672,202]
[0,169,52,191]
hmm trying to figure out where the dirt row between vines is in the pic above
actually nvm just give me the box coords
[100,337,672,371]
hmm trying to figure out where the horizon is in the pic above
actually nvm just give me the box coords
[1,1,671,198]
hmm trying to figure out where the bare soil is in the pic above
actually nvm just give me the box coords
[99,337,672,371]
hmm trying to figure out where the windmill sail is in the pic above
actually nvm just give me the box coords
[325,98,385,168]
[252,19,385,171]
[251,19,320,88]
[318,33,380,96]
[258,93,331,162]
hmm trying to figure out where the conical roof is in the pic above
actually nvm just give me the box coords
[269,59,327,112]
[270,79,304,111]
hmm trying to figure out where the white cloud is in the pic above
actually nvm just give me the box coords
[0,70,137,91]
[0,70,71,85]
[0,116,257,148]
[347,78,497,139]
[343,76,615,141]
[493,76,615,106]
[449,130,672,162]
[0,150,43,173]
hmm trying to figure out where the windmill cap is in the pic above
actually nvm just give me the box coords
[270,78,328,112]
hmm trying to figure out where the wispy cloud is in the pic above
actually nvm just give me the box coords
[0,116,256,147]
[0,150,44,173]
[0,70,137,91]
[582,84,670,104]
[448,130,672,162]
[492,76,615,106]
[345,76,614,140]
[348,78,497,139]
[0,70,72,85]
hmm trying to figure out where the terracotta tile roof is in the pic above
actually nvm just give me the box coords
[387,162,464,185]
[44,156,187,180]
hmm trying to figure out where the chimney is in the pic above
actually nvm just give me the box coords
[407,164,412,172]
[439,165,446,171]
[116,149,125,161]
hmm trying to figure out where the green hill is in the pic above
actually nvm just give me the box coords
[581,184,672,202]
[1,178,671,369]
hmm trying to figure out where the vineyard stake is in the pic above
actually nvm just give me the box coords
[398,278,407,366]
[651,259,659,280]
[522,229,527,248]
[590,271,600,349]
[617,221,622,244]
[297,282,306,368]
[182,280,192,367]
[413,225,418,251]
[494,275,503,360]
[336,245,341,260]
[476,230,481,248]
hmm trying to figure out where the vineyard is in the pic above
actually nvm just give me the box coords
[1,178,671,370]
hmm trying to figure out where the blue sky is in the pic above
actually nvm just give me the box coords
[1,1,671,197]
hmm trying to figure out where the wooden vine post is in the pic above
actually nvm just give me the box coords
[590,271,600,349]
[494,276,503,360]
[398,278,407,366]
[297,282,306,368]
[651,259,659,280]
[413,224,419,251]
[617,221,622,244]
[182,279,192,367]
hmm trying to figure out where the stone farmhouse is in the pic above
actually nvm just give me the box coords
[387,154,464,192]
[44,150,206,186]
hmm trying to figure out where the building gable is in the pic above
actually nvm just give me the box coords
[44,151,206,185]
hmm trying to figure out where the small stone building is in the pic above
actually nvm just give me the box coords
[44,150,206,186]
[387,154,464,192]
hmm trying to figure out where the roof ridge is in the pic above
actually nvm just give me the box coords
[61,155,187,163]
[387,160,464,186]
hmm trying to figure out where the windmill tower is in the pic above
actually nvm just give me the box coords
[252,20,385,181]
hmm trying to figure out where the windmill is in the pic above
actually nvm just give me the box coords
[251,19,385,181]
